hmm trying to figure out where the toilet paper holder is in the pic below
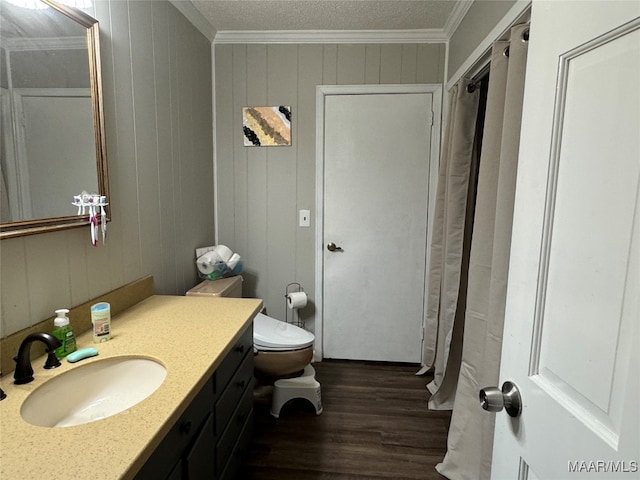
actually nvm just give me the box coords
[285,283,305,328]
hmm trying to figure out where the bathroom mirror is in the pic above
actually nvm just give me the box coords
[0,0,109,238]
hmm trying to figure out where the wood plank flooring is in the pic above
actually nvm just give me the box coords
[245,360,451,480]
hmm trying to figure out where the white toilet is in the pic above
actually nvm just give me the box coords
[253,312,314,377]
[186,276,322,418]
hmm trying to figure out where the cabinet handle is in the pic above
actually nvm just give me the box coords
[236,413,246,425]
[235,344,245,354]
[236,379,246,389]
[179,420,192,434]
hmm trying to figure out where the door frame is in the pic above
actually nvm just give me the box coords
[314,84,443,362]
[8,87,92,221]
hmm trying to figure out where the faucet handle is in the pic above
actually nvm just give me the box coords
[13,354,34,385]
[44,351,61,369]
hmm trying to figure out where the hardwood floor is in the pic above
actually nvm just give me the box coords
[245,360,451,480]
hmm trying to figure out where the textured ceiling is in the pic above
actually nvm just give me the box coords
[190,0,461,32]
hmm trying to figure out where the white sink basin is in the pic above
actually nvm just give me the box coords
[21,356,167,428]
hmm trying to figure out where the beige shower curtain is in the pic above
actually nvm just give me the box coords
[423,23,530,479]
[422,78,480,383]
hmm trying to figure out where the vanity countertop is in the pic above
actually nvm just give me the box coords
[0,294,262,480]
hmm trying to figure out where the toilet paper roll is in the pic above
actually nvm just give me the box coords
[286,291,308,309]
[214,244,233,263]
[197,251,223,275]
[227,253,241,270]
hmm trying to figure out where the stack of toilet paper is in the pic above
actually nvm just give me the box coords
[196,245,242,280]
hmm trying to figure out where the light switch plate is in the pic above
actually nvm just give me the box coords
[299,209,310,227]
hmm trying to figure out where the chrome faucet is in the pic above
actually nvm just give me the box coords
[13,332,62,385]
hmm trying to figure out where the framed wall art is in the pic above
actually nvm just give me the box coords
[242,106,291,147]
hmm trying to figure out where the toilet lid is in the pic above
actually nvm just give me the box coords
[253,312,315,350]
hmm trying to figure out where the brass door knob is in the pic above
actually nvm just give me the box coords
[327,242,343,252]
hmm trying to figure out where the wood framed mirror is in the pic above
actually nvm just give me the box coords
[0,0,108,239]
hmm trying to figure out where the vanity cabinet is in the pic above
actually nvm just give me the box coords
[135,324,254,480]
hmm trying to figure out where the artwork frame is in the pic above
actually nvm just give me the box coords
[243,106,291,147]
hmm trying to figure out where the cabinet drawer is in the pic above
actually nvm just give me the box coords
[216,382,254,475]
[214,325,253,394]
[215,351,254,436]
[219,408,254,480]
[134,376,214,480]
[185,413,215,479]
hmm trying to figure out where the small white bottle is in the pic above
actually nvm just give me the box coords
[91,302,111,343]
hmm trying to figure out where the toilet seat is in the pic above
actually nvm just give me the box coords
[253,312,314,351]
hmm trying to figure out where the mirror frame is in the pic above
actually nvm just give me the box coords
[0,0,109,239]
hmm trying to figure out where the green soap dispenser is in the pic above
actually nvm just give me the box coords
[53,308,77,358]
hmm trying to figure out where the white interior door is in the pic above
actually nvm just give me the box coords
[322,89,436,363]
[492,2,639,478]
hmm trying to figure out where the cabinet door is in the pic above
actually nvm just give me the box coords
[186,413,215,480]
[134,377,214,480]
[219,409,254,480]
[166,460,183,480]
[215,352,253,436]
[215,326,253,393]
[216,379,254,476]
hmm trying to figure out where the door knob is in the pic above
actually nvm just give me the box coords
[479,381,522,417]
[327,242,343,252]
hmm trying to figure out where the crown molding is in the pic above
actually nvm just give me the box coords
[443,0,474,38]
[169,0,216,41]
[447,0,531,90]
[213,29,448,45]
[175,0,474,45]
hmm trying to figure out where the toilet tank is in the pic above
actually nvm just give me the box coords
[186,276,243,298]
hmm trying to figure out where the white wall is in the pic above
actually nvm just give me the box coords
[1,0,213,338]
[214,43,445,328]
